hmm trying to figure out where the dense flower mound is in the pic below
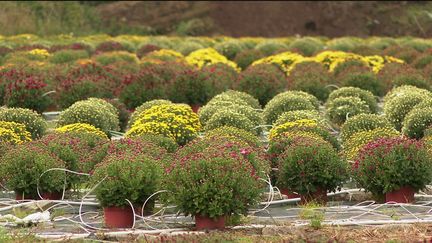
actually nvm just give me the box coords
[353,137,432,197]
[340,114,394,143]
[276,136,348,196]
[126,104,201,145]
[342,127,400,161]
[163,136,266,219]
[57,98,120,135]
[185,48,240,71]
[55,123,108,140]
[0,121,31,144]
[0,107,47,139]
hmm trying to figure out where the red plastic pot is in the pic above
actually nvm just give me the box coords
[41,192,63,200]
[195,214,226,230]
[300,188,328,205]
[280,188,300,199]
[15,192,36,201]
[104,206,135,228]
[385,186,415,203]
[191,104,201,114]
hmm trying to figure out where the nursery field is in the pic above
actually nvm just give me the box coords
[3,35,432,241]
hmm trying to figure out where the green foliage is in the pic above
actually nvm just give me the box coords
[325,97,371,126]
[128,99,172,128]
[273,110,323,128]
[57,98,120,135]
[214,40,245,60]
[340,114,393,143]
[0,142,66,198]
[263,92,318,125]
[0,107,47,139]
[236,64,286,106]
[204,109,256,135]
[276,136,348,195]
[392,74,430,90]
[288,38,324,56]
[133,133,178,153]
[254,41,288,56]
[49,49,89,64]
[340,72,385,96]
[163,137,263,219]
[327,87,378,113]
[91,154,162,207]
[205,126,261,148]
[384,91,431,131]
[402,107,432,139]
[353,137,432,196]
[234,49,264,70]
[210,90,261,109]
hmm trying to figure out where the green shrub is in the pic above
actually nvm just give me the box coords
[234,49,264,70]
[276,136,348,196]
[384,92,431,131]
[236,64,287,106]
[353,137,432,197]
[340,72,385,96]
[0,107,47,139]
[325,97,371,126]
[392,74,430,90]
[176,41,204,55]
[0,142,66,199]
[340,114,393,143]
[205,126,261,147]
[119,68,168,109]
[94,51,138,66]
[167,68,212,106]
[201,63,238,98]
[91,153,162,207]
[128,99,172,128]
[342,127,400,161]
[198,102,262,128]
[412,54,432,69]
[273,110,323,128]
[1,68,51,113]
[383,85,431,104]
[214,40,245,60]
[254,41,289,56]
[402,107,432,139]
[204,109,256,135]
[105,99,130,132]
[263,94,316,125]
[327,87,378,113]
[288,61,331,101]
[164,137,263,219]
[211,90,261,109]
[288,38,324,56]
[133,133,178,153]
[57,99,120,135]
[49,49,89,64]
[383,45,420,64]
[269,119,340,150]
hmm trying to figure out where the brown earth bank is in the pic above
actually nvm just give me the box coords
[96,1,432,37]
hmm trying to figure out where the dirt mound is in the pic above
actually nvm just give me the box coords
[96,1,432,37]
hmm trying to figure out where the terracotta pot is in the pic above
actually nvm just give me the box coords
[41,192,63,200]
[385,186,415,203]
[195,214,226,230]
[300,188,328,205]
[15,192,36,201]
[191,104,201,113]
[280,188,300,199]
[104,206,134,228]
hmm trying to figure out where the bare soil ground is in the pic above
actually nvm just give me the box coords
[96,1,432,37]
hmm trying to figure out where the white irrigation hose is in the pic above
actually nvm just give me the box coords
[79,176,107,231]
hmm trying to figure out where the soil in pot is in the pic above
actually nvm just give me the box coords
[279,188,300,199]
[15,192,37,200]
[300,188,328,205]
[385,186,415,203]
[195,214,226,230]
[104,206,135,228]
